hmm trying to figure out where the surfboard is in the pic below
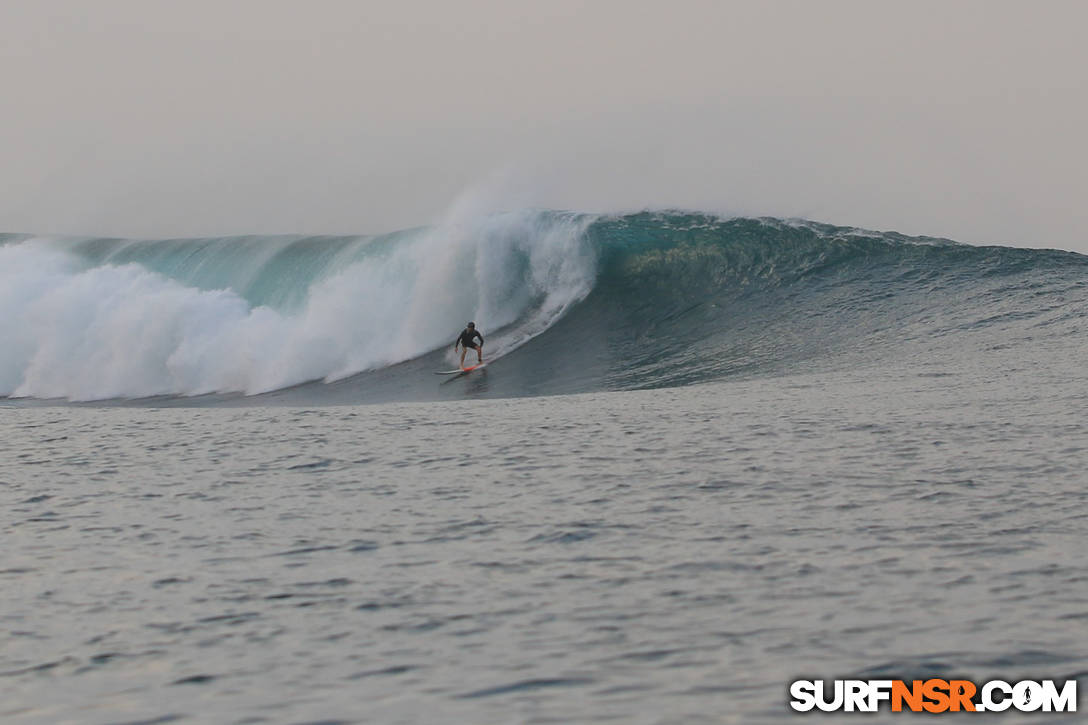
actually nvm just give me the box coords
[435,363,487,374]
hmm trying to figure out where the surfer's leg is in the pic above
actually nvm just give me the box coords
[459,348,466,367]
[477,346,483,363]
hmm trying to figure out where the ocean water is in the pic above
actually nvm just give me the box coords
[3,211,1088,722]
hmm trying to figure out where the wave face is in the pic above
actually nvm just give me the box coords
[2,212,1086,403]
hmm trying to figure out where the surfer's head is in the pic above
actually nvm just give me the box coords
[467,322,475,329]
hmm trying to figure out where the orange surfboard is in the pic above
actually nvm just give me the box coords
[435,363,487,375]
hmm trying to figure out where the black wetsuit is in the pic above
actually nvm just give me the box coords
[457,328,484,350]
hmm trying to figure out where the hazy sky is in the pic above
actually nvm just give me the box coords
[2,0,1086,250]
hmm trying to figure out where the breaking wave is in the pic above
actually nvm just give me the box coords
[2,211,1085,403]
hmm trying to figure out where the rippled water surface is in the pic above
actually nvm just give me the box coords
[3,368,1088,724]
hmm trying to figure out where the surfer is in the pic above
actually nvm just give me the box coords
[454,322,484,368]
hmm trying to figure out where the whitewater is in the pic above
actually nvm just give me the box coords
[3,210,1088,724]
[0,211,596,400]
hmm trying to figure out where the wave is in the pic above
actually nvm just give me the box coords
[2,211,1086,402]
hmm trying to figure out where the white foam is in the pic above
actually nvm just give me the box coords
[0,211,596,400]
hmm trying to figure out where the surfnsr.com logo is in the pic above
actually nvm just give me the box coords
[789,679,1077,713]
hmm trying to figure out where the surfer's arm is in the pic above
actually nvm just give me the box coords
[475,332,484,345]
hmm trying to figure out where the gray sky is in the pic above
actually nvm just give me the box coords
[2,0,1086,250]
